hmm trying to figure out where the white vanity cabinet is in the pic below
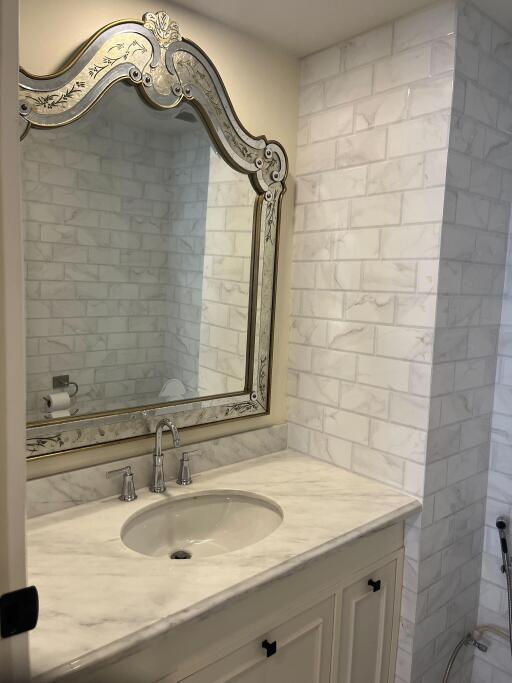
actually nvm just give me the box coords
[61,523,404,683]
[174,555,398,683]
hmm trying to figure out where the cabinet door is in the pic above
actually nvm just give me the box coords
[177,596,334,683]
[336,560,398,683]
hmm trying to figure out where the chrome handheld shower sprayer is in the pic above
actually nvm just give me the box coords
[443,516,512,681]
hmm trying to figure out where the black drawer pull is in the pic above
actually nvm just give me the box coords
[368,579,381,592]
[262,639,277,657]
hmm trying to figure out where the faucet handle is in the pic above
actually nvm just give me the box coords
[176,450,199,485]
[106,465,137,502]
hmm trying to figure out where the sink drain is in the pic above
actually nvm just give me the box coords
[170,549,192,559]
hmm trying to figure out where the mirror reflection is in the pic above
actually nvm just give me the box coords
[21,85,257,422]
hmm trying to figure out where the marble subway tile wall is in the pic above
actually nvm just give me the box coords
[412,3,512,681]
[290,3,456,491]
[290,2,512,681]
[466,4,512,681]
[287,1,507,681]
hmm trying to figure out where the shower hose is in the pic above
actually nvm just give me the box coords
[442,517,512,682]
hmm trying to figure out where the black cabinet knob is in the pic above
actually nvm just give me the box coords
[262,639,277,657]
[368,579,381,592]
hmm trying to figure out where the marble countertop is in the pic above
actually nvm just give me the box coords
[28,450,420,680]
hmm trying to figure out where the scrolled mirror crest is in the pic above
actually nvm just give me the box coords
[142,11,181,48]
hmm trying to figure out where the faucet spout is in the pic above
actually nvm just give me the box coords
[150,418,181,493]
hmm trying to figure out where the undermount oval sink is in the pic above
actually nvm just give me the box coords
[121,490,283,559]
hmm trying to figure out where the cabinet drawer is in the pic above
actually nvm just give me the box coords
[169,596,335,683]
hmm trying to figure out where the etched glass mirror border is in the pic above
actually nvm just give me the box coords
[19,11,287,457]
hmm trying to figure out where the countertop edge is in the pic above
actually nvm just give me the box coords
[35,495,421,682]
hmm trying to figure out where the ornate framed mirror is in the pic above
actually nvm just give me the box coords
[19,11,287,458]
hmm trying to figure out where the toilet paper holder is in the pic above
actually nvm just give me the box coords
[52,374,79,397]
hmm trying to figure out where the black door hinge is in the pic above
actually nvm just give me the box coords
[0,586,39,638]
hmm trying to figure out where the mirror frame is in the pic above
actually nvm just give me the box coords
[19,11,287,458]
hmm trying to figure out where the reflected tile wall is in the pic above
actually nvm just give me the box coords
[22,117,210,418]
[22,107,254,419]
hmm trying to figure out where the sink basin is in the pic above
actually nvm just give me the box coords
[121,490,283,559]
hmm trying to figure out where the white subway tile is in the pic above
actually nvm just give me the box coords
[341,382,389,418]
[381,224,441,259]
[318,166,367,200]
[325,65,373,106]
[355,89,408,130]
[303,200,349,231]
[311,348,357,381]
[309,431,353,469]
[403,187,446,223]
[363,261,416,292]
[374,46,431,92]
[353,445,405,486]
[394,2,456,52]
[301,290,344,319]
[327,321,375,353]
[388,113,450,157]
[299,83,324,116]
[343,25,393,69]
[345,292,395,323]
[357,354,411,392]
[301,46,341,85]
[315,261,361,290]
[336,128,387,167]
[299,373,340,406]
[464,81,499,127]
[309,106,354,142]
[396,294,437,327]
[288,397,323,430]
[296,140,336,175]
[390,392,430,429]
[376,325,434,362]
[333,228,380,260]
[324,407,370,443]
[459,3,492,51]
[479,54,511,98]
[351,193,402,227]
[431,35,456,75]
[456,36,479,80]
[368,156,424,194]
[293,231,331,261]
[371,418,427,462]
[408,76,454,117]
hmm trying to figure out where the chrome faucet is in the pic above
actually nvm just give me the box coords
[150,418,181,493]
